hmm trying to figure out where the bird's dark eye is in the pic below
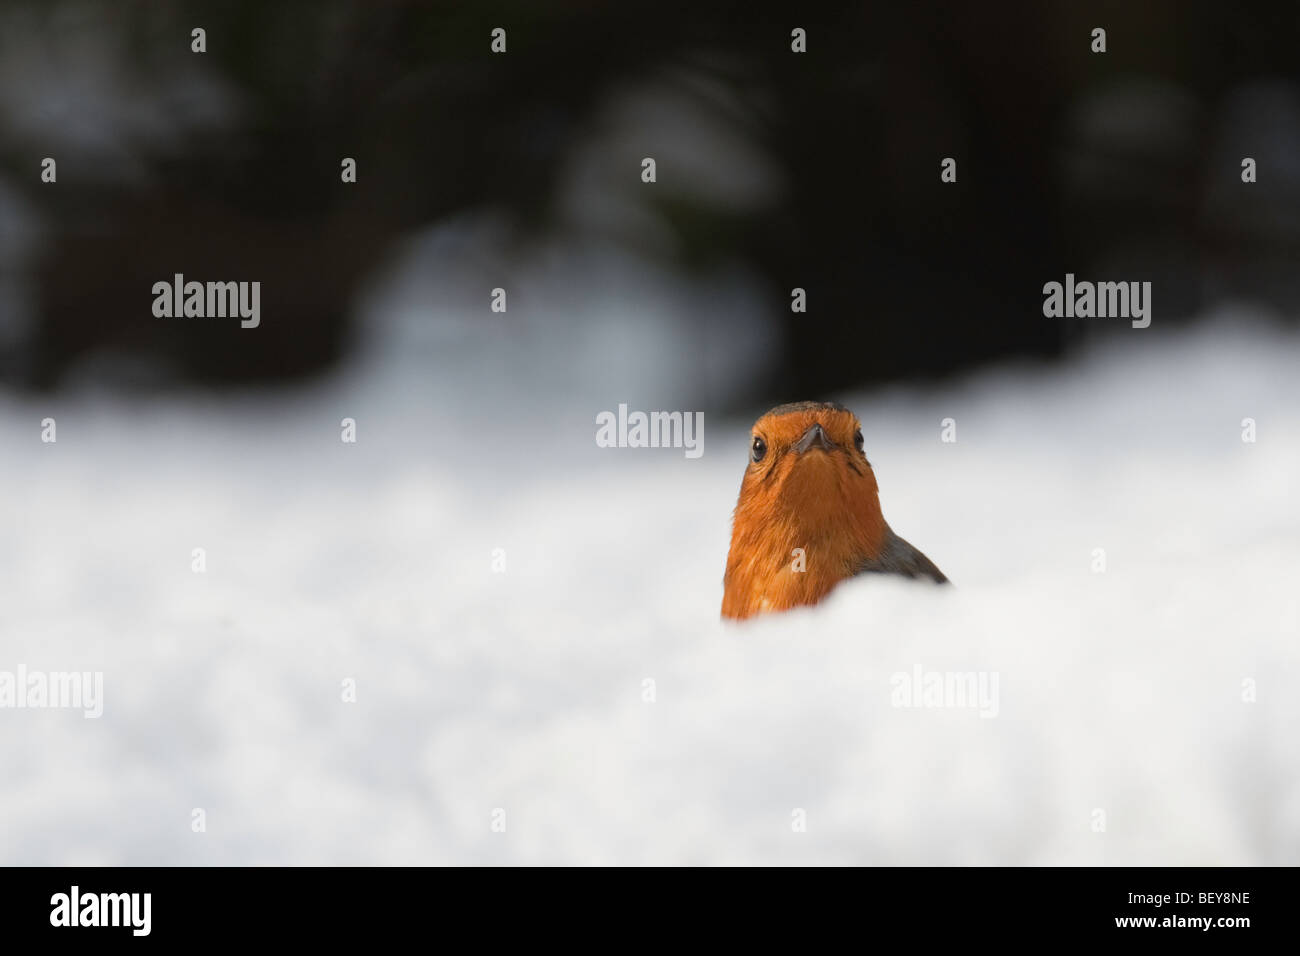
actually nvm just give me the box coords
[854,429,864,453]
[751,436,767,462]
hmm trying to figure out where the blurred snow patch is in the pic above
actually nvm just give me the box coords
[0,312,1296,865]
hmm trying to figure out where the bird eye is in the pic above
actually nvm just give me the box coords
[854,429,864,453]
[751,436,767,462]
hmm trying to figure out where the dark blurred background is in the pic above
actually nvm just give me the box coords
[1,0,1297,404]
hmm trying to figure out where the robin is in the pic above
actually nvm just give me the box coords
[722,401,947,619]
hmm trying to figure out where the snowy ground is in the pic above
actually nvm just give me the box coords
[1,272,1297,864]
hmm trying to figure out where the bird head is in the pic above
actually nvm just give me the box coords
[722,401,888,619]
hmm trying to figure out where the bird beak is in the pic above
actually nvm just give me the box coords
[793,423,835,454]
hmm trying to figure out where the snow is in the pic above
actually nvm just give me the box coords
[1,260,1297,864]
